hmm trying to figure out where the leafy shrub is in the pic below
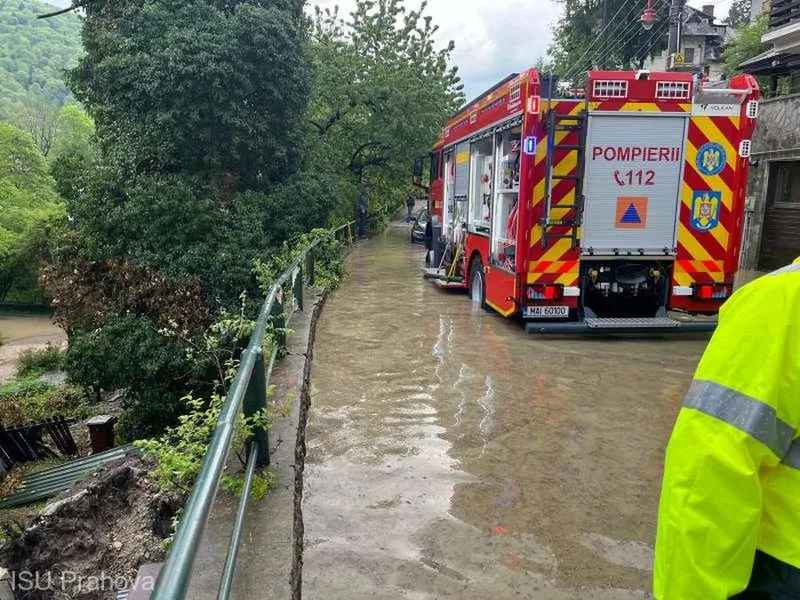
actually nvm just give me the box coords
[65,314,201,440]
[137,393,274,500]
[0,379,90,427]
[254,228,345,295]
[16,345,65,377]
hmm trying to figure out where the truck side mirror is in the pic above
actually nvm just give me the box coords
[413,156,425,187]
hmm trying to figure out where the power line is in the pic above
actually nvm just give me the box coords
[565,16,641,81]
[561,0,640,80]
[568,19,670,87]
[599,18,660,66]
[562,0,638,80]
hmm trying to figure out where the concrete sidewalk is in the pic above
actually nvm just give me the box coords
[186,290,325,600]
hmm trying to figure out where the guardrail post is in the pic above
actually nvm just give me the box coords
[306,248,315,287]
[294,265,304,312]
[243,348,270,467]
[270,297,286,355]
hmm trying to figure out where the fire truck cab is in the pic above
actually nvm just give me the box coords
[418,68,759,334]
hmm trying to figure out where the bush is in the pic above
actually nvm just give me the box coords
[16,345,65,377]
[0,379,90,427]
[65,314,201,440]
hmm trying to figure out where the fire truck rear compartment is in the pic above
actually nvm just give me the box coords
[580,259,671,319]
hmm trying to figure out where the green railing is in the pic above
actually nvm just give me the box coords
[151,222,355,600]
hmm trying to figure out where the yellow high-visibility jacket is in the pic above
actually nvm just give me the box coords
[654,262,800,599]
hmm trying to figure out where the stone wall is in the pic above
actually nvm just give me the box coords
[743,93,800,269]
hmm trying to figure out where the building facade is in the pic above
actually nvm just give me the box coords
[642,5,730,79]
[740,0,800,271]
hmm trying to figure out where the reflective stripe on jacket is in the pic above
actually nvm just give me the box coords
[654,263,800,599]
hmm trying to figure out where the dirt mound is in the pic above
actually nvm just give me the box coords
[0,457,183,599]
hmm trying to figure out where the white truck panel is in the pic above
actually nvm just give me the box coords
[581,115,688,255]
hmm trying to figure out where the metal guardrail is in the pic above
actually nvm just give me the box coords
[151,221,355,600]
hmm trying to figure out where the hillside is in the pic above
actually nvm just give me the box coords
[0,0,83,116]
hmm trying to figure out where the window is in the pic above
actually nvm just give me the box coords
[656,81,691,100]
[684,47,695,64]
[430,151,441,185]
[509,83,522,103]
[592,80,628,99]
[768,161,800,205]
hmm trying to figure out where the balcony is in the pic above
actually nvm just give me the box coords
[764,0,800,53]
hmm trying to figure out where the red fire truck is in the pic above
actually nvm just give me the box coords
[415,68,760,333]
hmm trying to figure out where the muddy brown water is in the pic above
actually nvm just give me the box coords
[303,229,708,599]
[0,312,64,384]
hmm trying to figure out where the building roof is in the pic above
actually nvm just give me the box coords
[740,47,800,75]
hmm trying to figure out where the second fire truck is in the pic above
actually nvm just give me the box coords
[415,68,760,333]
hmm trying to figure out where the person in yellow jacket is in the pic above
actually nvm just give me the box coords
[654,259,800,599]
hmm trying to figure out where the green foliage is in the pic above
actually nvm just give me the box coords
[0,122,64,302]
[70,0,311,189]
[0,0,83,118]
[9,94,60,157]
[0,379,90,427]
[254,228,346,293]
[51,105,94,161]
[16,344,64,377]
[65,314,196,439]
[549,0,669,81]
[137,389,275,500]
[46,105,95,205]
[722,13,769,78]
[309,0,462,221]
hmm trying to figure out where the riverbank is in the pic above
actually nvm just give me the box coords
[0,313,65,384]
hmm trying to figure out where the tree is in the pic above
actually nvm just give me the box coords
[0,0,83,117]
[70,0,311,193]
[722,12,769,78]
[0,123,63,301]
[50,105,95,206]
[62,0,319,304]
[309,0,462,221]
[52,104,94,162]
[549,0,670,82]
[11,94,61,157]
[726,0,753,29]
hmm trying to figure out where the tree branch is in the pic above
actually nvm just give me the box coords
[37,1,89,19]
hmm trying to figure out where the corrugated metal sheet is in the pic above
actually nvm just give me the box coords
[0,444,139,509]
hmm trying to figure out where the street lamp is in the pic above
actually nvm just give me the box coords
[640,0,659,30]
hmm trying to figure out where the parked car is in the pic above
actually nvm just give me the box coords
[410,208,428,244]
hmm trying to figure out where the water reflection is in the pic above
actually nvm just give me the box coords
[303,229,707,599]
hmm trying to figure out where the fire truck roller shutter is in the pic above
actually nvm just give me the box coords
[581,114,688,256]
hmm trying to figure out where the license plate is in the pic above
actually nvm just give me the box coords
[524,305,569,319]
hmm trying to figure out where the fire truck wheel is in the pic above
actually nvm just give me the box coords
[469,258,487,310]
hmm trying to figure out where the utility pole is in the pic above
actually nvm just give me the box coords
[667,0,685,67]
[602,0,609,69]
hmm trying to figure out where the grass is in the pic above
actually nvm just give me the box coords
[16,345,65,378]
[0,378,92,427]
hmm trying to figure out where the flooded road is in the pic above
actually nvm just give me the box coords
[0,311,64,383]
[302,229,708,599]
